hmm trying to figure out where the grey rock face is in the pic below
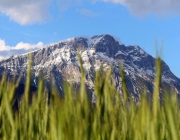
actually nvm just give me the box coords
[0,34,179,101]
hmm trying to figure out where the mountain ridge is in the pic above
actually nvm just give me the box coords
[0,34,179,101]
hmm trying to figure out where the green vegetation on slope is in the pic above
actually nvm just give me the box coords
[0,56,180,140]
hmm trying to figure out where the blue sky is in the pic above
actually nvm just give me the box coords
[0,0,180,77]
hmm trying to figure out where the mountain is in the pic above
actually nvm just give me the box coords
[0,34,179,102]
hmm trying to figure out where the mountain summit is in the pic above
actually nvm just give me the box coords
[0,34,179,101]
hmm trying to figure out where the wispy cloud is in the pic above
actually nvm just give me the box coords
[56,0,81,11]
[102,0,180,16]
[76,8,97,16]
[0,39,44,59]
[0,0,82,25]
[0,0,51,25]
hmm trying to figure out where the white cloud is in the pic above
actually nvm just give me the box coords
[56,0,81,11]
[0,0,51,25]
[0,0,82,25]
[102,0,180,16]
[0,39,11,51]
[0,39,44,59]
[14,42,44,50]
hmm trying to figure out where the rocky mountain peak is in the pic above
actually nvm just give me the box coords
[0,34,179,101]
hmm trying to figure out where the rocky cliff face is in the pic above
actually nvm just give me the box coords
[0,34,179,101]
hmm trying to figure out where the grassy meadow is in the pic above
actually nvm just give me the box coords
[0,56,180,140]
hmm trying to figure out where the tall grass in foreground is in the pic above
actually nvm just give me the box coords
[0,56,180,140]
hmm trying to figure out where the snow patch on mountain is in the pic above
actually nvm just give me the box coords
[115,51,127,57]
[87,35,104,47]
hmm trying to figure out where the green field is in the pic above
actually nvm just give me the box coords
[0,56,180,140]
